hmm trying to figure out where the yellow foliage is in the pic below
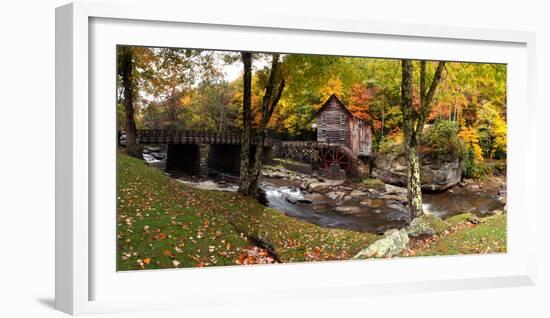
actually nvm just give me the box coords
[180,94,193,108]
[492,115,507,157]
[458,127,483,161]
[317,77,344,109]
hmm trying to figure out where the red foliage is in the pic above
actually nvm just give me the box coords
[347,83,379,121]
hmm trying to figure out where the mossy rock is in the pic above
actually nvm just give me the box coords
[446,212,483,227]
[362,178,385,189]
[407,214,449,237]
[353,229,409,259]
[421,215,450,235]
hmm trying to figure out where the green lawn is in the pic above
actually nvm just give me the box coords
[414,214,506,256]
[117,152,377,270]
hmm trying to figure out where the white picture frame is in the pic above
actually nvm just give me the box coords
[55,1,537,315]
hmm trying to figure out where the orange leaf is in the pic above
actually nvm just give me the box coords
[163,250,173,257]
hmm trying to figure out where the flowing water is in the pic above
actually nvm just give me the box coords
[260,177,505,234]
[144,155,505,234]
[261,182,409,233]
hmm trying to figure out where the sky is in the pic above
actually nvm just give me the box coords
[220,55,270,82]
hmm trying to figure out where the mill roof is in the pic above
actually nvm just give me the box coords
[315,94,370,124]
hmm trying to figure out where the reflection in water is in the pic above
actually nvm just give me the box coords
[423,191,503,219]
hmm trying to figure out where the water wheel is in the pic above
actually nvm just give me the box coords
[320,147,353,172]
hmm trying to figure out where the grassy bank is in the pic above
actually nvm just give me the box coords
[117,152,378,270]
[415,214,506,256]
[402,213,506,257]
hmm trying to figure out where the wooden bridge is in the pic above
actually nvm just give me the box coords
[134,129,371,179]
[136,129,274,178]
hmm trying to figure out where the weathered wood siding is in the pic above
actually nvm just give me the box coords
[316,97,350,146]
[316,95,372,157]
[349,117,372,156]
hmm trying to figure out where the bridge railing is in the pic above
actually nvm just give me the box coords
[136,129,275,146]
[281,141,344,149]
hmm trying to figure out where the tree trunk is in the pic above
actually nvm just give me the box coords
[401,59,424,218]
[405,143,423,219]
[247,132,265,195]
[400,59,446,220]
[120,47,142,158]
[246,54,285,195]
[238,52,253,194]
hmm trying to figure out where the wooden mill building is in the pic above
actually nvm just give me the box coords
[315,94,373,157]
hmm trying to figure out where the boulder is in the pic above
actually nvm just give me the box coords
[267,171,288,179]
[308,179,344,193]
[366,188,380,195]
[406,216,436,237]
[360,198,385,208]
[380,194,407,203]
[145,146,162,152]
[299,178,318,191]
[372,152,462,191]
[335,206,362,214]
[308,182,328,192]
[384,184,407,195]
[352,229,409,259]
[326,191,346,201]
[350,189,367,197]
[150,152,166,160]
[303,192,325,202]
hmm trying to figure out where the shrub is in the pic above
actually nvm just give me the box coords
[462,147,475,178]
[378,133,404,155]
[462,148,494,179]
[421,120,465,158]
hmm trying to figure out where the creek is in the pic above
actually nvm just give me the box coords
[145,154,505,234]
[261,176,505,233]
